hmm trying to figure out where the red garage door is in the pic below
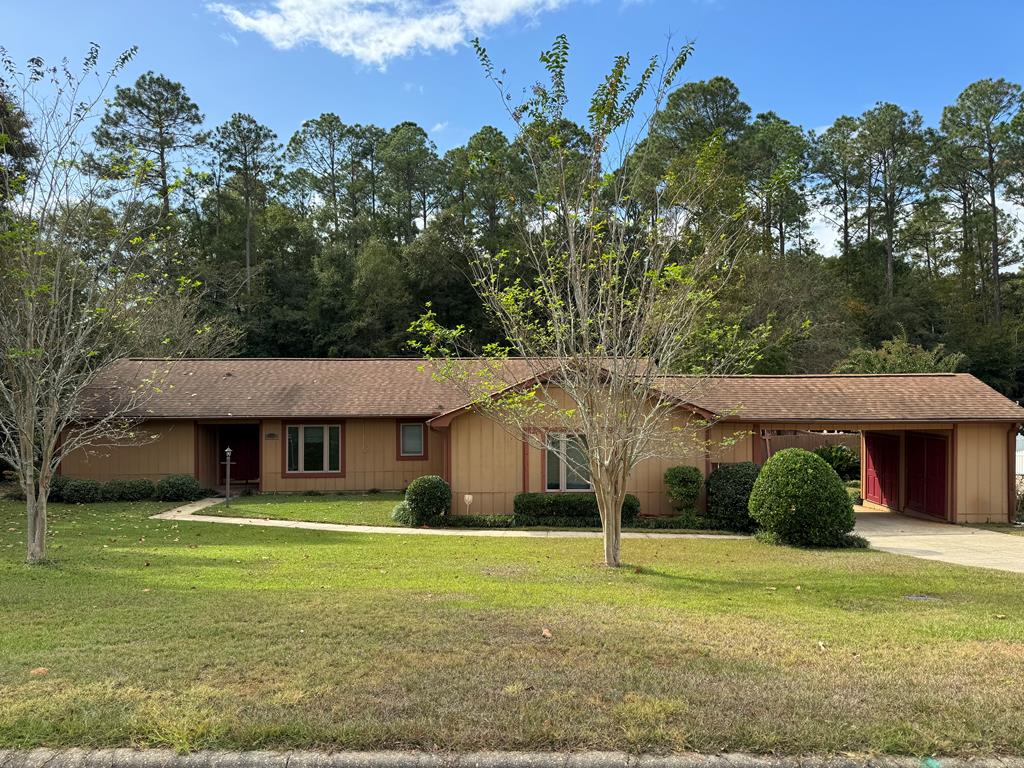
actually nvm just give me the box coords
[864,432,899,509]
[905,432,948,520]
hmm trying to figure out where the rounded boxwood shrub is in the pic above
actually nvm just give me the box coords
[403,475,452,526]
[813,444,860,481]
[706,462,760,533]
[664,465,703,512]
[61,478,103,504]
[749,448,855,547]
[154,474,202,502]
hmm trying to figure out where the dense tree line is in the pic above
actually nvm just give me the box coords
[5,64,1024,395]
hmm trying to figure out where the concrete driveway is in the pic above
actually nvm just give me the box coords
[855,509,1024,573]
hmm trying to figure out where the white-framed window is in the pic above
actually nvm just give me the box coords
[286,424,342,473]
[399,421,426,458]
[546,433,591,491]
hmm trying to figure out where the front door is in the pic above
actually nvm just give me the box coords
[905,432,948,519]
[218,424,260,484]
[864,432,899,509]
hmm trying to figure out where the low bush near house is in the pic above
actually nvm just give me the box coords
[390,500,414,525]
[101,479,156,502]
[664,465,703,512]
[442,514,515,529]
[749,448,857,547]
[630,514,701,530]
[512,492,640,527]
[47,475,73,502]
[402,475,452,526]
[154,474,202,502]
[61,478,104,504]
[706,462,760,533]
[814,444,860,481]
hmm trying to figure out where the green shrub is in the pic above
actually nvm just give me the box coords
[101,478,156,502]
[48,475,73,502]
[512,492,640,527]
[443,514,515,529]
[813,444,860,481]
[630,515,701,530]
[706,462,760,533]
[391,500,414,525]
[403,475,452,526]
[664,465,703,511]
[61,478,103,504]
[749,448,856,547]
[1017,491,1024,523]
[154,474,202,502]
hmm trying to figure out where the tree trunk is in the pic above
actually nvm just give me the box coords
[244,199,253,293]
[26,490,46,564]
[594,481,624,568]
[841,181,850,258]
[988,149,1001,324]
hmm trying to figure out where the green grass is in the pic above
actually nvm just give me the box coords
[205,493,730,534]
[207,492,405,527]
[2,499,1024,755]
[968,522,1024,536]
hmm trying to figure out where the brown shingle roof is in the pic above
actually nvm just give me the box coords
[88,358,472,419]
[87,360,1024,423]
[656,373,1024,423]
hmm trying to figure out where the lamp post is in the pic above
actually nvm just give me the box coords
[223,446,234,507]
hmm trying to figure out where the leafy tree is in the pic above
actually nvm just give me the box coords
[0,46,227,564]
[212,113,281,292]
[811,116,863,258]
[92,71,206,218]
[940,79,1023,323]
[833,329,967,373]
[415,36,757,567]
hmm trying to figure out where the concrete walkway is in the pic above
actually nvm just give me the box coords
[152,499,747,540]
[855,509,1024,573]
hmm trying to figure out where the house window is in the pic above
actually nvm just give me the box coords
[398,421,426,459]
[546,433,591,491]
[286,424,342,473]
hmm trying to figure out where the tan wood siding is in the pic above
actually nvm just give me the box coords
[449,413,524,516]
[60,420,196,481]
[955,422,1010,523]
[260,418,444,492]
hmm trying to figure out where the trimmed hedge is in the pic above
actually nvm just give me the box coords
[512,492,640,527]
[813,444,860,481]
[706,462,760,533]
[749,448,856,547]
[61,478,103,504]
[48,475,73,502]
[391,500,414,526]
[404,475,452,525]
[664,465,703,511]
[154,474,202,502]
[101,479,156,502]
[442,514,515,529]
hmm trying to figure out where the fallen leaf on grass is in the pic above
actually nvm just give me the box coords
[29,667,49,676]
[541,627,552,639]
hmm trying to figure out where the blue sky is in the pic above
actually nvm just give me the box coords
[6,0,1024,153]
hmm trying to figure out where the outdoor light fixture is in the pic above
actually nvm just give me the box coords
[464,494,473,515]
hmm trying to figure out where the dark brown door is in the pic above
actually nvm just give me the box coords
[906,432,948,519]
[864,432,899,508]
[218,424,260,483]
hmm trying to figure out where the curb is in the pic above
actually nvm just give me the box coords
[1,750,1022,768]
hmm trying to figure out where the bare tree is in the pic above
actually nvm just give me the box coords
[412,36,758,567]
[0,45,229,564]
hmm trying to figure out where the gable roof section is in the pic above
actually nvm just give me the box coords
[657,373,1024,423]
[86,360,1024,423]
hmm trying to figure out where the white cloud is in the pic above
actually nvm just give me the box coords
[220,31,240,45]
[208,0,571,68]
[431,121,449,133]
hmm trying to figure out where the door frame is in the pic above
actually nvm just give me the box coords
[863,431,900,510]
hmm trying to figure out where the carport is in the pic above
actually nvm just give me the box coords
[681,373,1024,525]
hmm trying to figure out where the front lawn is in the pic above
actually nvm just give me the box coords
[205,493,730,534]
[1,499,1023,755]
[207,492,405,527]
[969,522,1024,536]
